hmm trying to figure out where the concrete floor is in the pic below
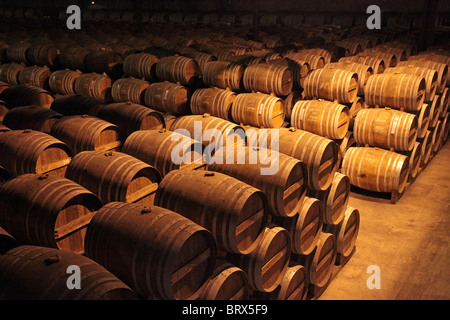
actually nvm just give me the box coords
[320,141,450,300]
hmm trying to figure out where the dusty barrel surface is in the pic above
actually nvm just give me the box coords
[308,172,350,226]
[323,206,360,259]
[341,147,410,193]
[292,232,337,288]
[302,67,358,104]
[242,61,293,96]
[123,53,159,81]
[50,115,122,155]
[202,60,245,92]
[65,150,161,205]
[122,129,205,177]
[0,174,102,253]
[209,146,307,218]
[291,99,350,140]
[232,92,285,128]
[364,73,426,112]
[155,55,201,86]
[0,84,54,108]
[353,108,418,151]
[111,78,149,105]
[2,105,62,133]
[48,70,82,95]
[0,63,25,85]
[190,87,236,121]
[384,65,438,102]
[198,259,249,300]
[84,202,217,300]
[0,245,138,300]
[272,196,324,255]
[278,128,340,191]
[74,73,112,102]
[95,102,164,139]
[155,170,269,254]
[0,130,72,177]
[227,225,291,293]
[144,81,190,116]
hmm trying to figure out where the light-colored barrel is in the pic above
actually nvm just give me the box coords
[144,81,190,116]
[202,60,245,92]
[341,147,410,193]
[74,73,112,102]
[111,78,149,105]
[339,55,386,74]
[190,87,236,121]
[242,61,293,96]
[353,108,418,151]
[398,59,448,93]
[324,61,373,96]
[291,99,350,140]
[155,55,201,86]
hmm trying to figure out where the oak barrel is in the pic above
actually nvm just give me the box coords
[339,55,385,74]
[48,70,82,95]
[74,73,112,102]
[155,55,201,86]
[190,87,236,121]
[0,84,54,108]
[398,59,448,94]
[242,61,293,97]
[50,94,105,116]
[399,141,422,179]
[84,202,217,300]
[0,63,24,85]
[144,81,190,116]
[0,174,102,253]
[324,61,373,96]
[111,78,149,105]
[202,60,245,92]
[2,105,63,133]
[123,53,159,81]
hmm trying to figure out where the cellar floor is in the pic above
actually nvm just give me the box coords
[319,141,450,300]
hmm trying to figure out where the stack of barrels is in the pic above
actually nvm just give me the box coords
[0,14,448,301]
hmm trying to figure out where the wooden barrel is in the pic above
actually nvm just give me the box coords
[337,131,357,164]
[50,94,105,116]
[324,61,373,96]
[209,146,307,218]
[155,170,268,254]
[346,96,365,130]
[375,45,408,62]
[399,141,422,179]
[398,59,448,94]
[429,95,441,128]
[160,113,177,129]
[0,245,138,300]
[335,39,363,56]
[291,99,350,140]
[278,127,339,191]
[270,58,310,90]
[198,259,249,300]
[122,129,205,177]
[440,87,449,117]
[364,73,426,112]
[95,102,164,140]
[227,225,291,292]
[155,55,201,86]
[0,174,102,253]
[26,44,59,67]
[411,53,450,85]
[18,66,51,88]
[190,87,235,121]
[341,147,410,193]
[74,73,112,102]
[441,112,449,145]
[65,150,161,205]
[202,61,245,92]
[272,196,323,255]
[111,78,149,105]
[283,90,302,122]
[232,92,285,128]
[323,206,360,259]
[308,172,350,225]
[284,51,325,69]
[242,61,293,97]
[353,108,418,151]
[0,130,72,177]
[170,114,246,156]
[144,81,190,116]
[415,103,431,139]
[123,53,159,81]
[292,232,336,288]
[0,84,54,108]
[50,115,122,155]
[253,264,309,300]
[431,120,443,153]
[6,41,32,64]
[418,130,432,167]
[183,50,217,73]
[3,105,62,133]
[360,49,397,67]
[84,202,216,300]
[59,46,89,72]
[48,70,82,95]
[339,55,385,74]
[0,63,24,85]
[85,50,123,78]
[303,68,358,104]
[384,65,438,102]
